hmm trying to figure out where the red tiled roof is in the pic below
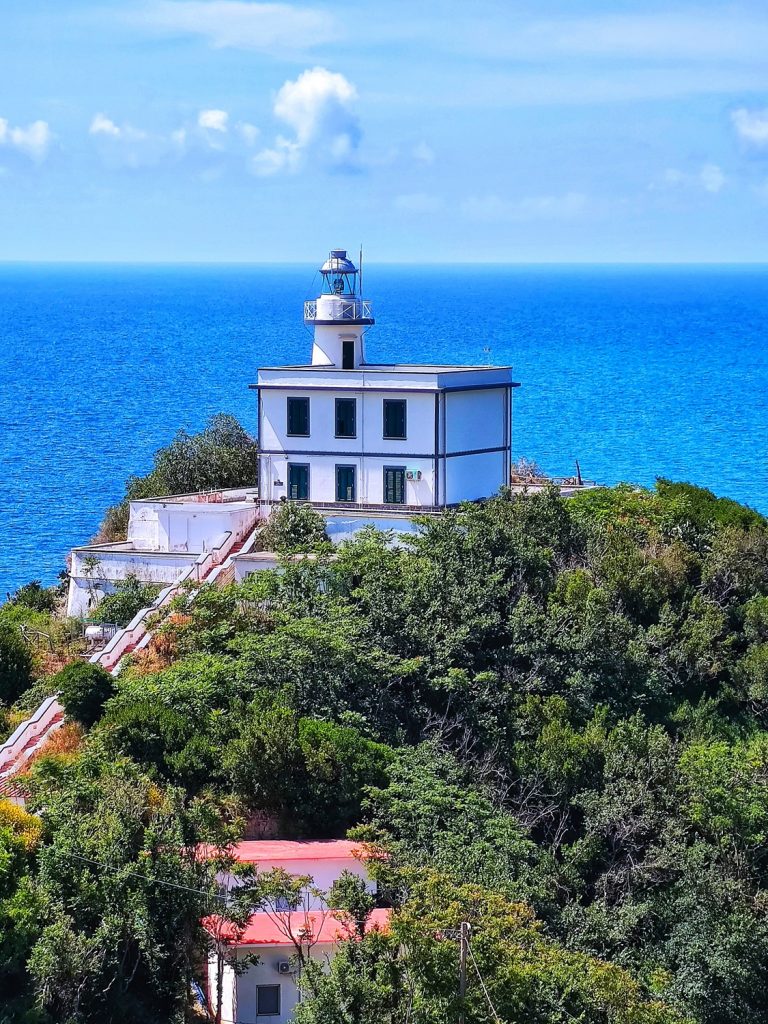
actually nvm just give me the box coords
[221,840,365,863]
[204,908,391,946]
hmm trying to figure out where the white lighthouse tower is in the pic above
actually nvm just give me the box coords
[304,249,374,369]
[253,246,519,510]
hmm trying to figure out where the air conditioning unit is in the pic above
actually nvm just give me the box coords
[277,961,293,975]
[405,469,422,481]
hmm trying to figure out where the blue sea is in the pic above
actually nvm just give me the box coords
[1,264,767,595]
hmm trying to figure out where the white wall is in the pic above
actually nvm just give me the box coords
[445,450,507,505]
[445,388,506,453]
[128,501,258,554]
[261,454,435,506]
[260,388,436,459]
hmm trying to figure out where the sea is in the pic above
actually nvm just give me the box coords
[1,263,767,595]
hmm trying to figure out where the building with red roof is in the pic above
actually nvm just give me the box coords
[202,838,386,1023]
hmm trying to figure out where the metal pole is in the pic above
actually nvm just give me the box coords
[459,921,469,1024]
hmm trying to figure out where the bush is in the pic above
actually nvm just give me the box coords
[0,625,34,706]
[53,662,115,728]
[91,576,160,627]
[9,581,57,613]
[261,501,330,554]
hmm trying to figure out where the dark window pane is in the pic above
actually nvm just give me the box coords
[383,399,406,439]
[256,985,280,1015]
[288,464,309,500]
[287,397,309,436]
[335,398,356,438]
[336,465,356,502]
[342,340,355,369]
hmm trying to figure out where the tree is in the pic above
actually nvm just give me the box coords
[91,575,160,627]
[9,580,57,613]
[53,662,115,728]
[0,622,34,705]
[260,501,331,554]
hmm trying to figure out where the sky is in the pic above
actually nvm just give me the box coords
[2,0,768,262]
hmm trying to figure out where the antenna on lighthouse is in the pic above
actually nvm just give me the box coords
[359,244,363,297]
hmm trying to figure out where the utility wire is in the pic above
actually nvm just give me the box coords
[466,935,505,1024]
[58,851,230,903]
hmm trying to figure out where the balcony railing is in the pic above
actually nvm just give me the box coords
[304,299,373,322]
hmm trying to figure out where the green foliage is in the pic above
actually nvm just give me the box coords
[8,580,57,613]
[53,662,115,728]
[0,621,34,706]
[260,501,331,554]
[91,575,160,627]
[9,478,768,1023]
[96,413,258,542]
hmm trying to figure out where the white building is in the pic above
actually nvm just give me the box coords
[66,488,260,618]
[205,840,389,1024]
[255,249,519,511]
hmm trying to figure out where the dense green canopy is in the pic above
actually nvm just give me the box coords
[3,478,768,1023]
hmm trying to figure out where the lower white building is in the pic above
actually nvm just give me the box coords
[204,840,389,1024]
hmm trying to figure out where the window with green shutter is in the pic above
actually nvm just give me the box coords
[383,399,406,439]
[287,397,309,436]
[335,397,357,438]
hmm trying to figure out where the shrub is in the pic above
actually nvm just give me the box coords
[9,580,57,613]
[261,501,331,554]
[0,624,34,706]
[53,662,115,728]
[91,575,160,627]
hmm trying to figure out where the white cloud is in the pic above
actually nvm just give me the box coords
[700,163,726,194]
[253,66,361,175]
[412,141,434,165]
[140,1,337,53]
[731,107,768,146]
[198,108,229,132]
[237,121,260,146]
[393,192,443,213]
[90,113,121,137]
[656,163,726,194]
[462,191,587,223]
[0,118,53,161]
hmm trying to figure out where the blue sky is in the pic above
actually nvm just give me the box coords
[2,0,768,261]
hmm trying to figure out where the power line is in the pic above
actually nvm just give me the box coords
[58,851,230,903]
[466,934,505,1024]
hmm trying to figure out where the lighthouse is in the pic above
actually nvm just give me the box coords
[252,247,519,510]
[305,249,374,369]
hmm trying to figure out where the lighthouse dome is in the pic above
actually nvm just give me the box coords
[320,249,356,274]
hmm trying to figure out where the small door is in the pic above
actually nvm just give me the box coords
[342,339,355,369]
[384,466,406,505]
[288,464,309,500]
[336,465,356,502]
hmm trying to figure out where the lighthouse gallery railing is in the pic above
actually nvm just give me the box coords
[304,299,373,322]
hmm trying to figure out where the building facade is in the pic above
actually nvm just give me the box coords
[254,250,519,510]
[205,840,389,1024]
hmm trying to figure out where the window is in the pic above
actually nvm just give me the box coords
[342,339,355,369]
[383,399,406,439]
[256,984,281,1016]
[287,397,309,437]
[336,465,356,502]
[384,466,406,505]
[287,464,309,501]
[335,397,357,438]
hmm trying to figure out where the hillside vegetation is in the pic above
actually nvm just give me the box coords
[3,479,768,1024]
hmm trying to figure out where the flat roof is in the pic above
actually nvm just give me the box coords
[214,839,365,863]
[257,362,513,373]
[204,907,391,946]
